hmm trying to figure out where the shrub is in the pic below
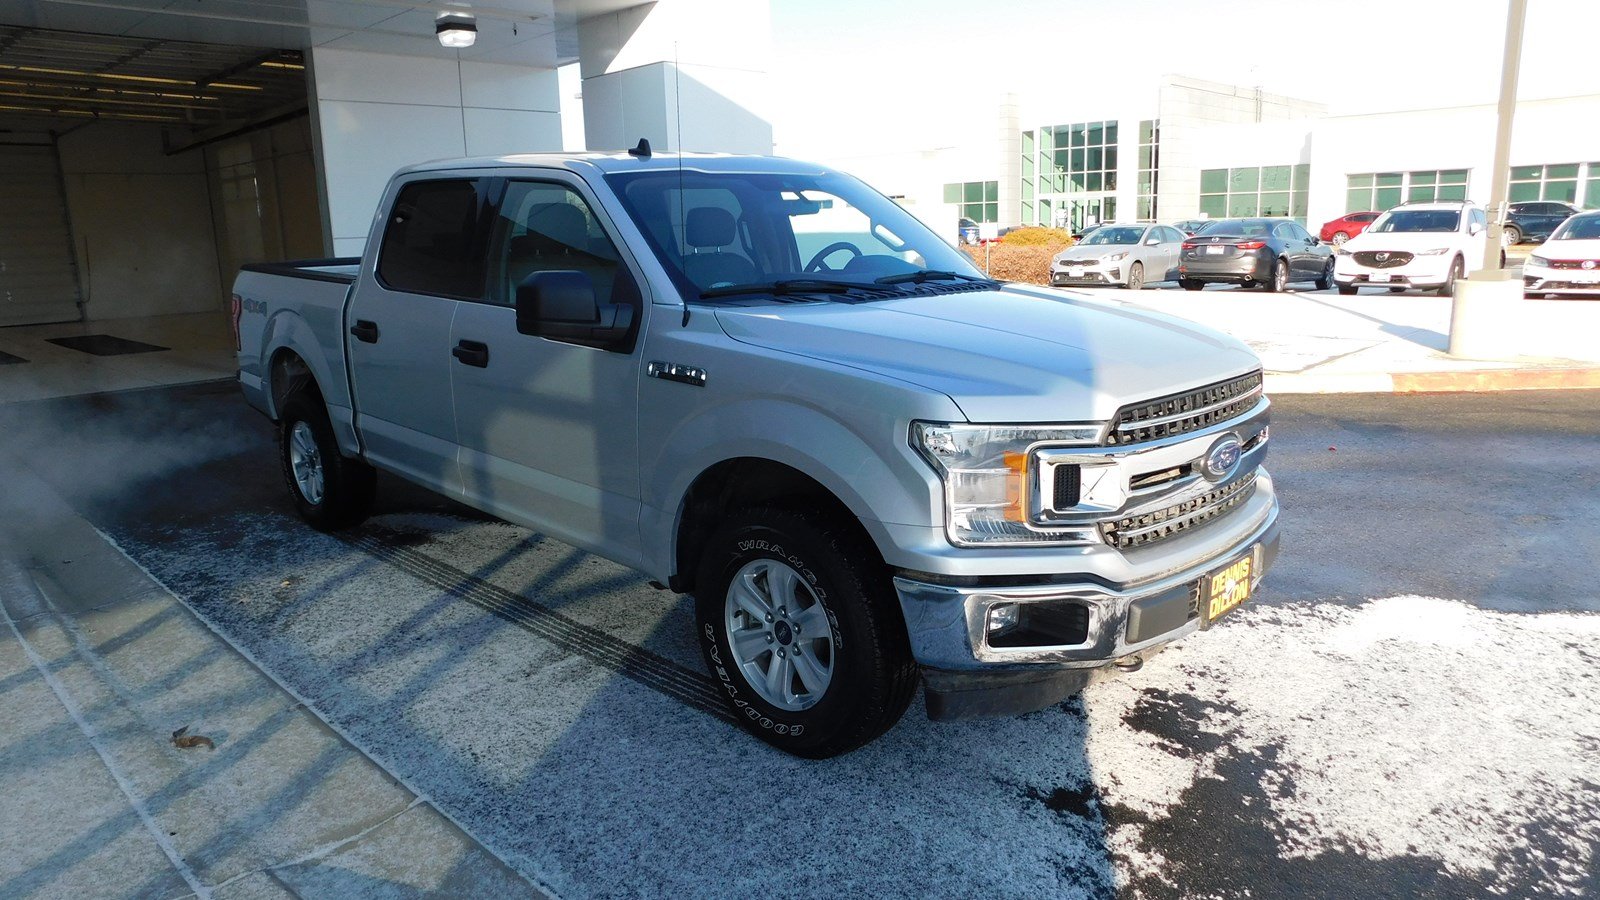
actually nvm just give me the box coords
[999,226,1074,247]
[962,241,1067,286]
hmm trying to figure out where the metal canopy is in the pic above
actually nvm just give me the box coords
[0,24,305,136]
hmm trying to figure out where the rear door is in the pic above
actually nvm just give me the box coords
[448,172,647,563]
[0,144,82,326]
[347,176,493,494]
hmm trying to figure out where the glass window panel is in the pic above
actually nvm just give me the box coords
[1261,166,1291,191]
[1408,185,1434,202]
[1200,169,1228,193]
[1199,194,1227,218]
[1228,194,1259,217]
[1087,147,1102,170]
[1087,123,1103,146]
[1347,188,1371,212]
[984,202,998,223]
[1022,131,1034,156]
[1105,122,1118,145]
[1022,178,1034,200]
[964,182,983,203]
[1057,148,1073,171]
[1055,174,1067,192]
[1294,163,1310,188]
[1104,197,1117,221]
[1070,125,1086,147]
[1544,180,1578,203]
[1105,147,1117,170]
[1291,191,1309,218]
[1376,172,1403,187]
[1087,172,1102,191]
[1039,126,1053,151]
[1437,183,1467,201]
[1510,165,1541,180]
[1375,186,1402,209]
[1348,173,1374,189]
[1508,181,1540,202]
[1039,198,1051,224]
[1105,170,1117,191]
[1139,120,1154,143]
[1070,148,1085,171]
[1440,169,1468,184]
[1138,174,1153,193]
[1039,177,1048,196]
[1547,163,1579,179]
[1260,192,1291,216]
[943,183,960,203]
[1586,181,1600,209]
[1022,200,1034,224]
[984,181,998,202]
[1230,167,1260,192]
[1022,156,1034,179]
[1410,170,1437,185]
[1139,146,1153,169]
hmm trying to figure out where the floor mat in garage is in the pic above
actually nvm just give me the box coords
[46,334,170,356]
[0,350,26,365]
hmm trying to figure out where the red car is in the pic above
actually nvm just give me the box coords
[1319,211,1380,246]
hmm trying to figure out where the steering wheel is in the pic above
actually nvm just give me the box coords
[804,241,863,273]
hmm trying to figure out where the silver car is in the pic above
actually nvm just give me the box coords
[1052,223,1187,290]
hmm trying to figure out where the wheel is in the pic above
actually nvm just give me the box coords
[1337,284,1358,295]
[1315,258,1334,291]
[1125,261,1144,290]
[1500,249,1508,267]
[1264,258,1288,293]
[1502,225,1522,247]
[1180,279,1203,291]
[694,506,917,758]
[1436,255,1464,297]
[279,393,375,531]
[1332,231,1350,246]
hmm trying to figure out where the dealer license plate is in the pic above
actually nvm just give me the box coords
[1203,549,1255,624]
[1370,272,1392,283]
[1069,266,1084,277]
[1205,245,1225,255]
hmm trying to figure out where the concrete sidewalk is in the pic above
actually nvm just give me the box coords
[1119,288,1600,394]
[0,460,541,898]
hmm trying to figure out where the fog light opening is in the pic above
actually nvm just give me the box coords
[986,602,1020,636]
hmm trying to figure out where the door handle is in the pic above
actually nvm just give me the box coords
[452,339,489,368]
[349,320,380,343]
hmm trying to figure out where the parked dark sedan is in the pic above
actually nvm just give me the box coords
[1503,201,1580,246]
[1178,217,1335,292]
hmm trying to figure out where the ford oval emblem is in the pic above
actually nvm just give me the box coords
[1201,434,1243,480]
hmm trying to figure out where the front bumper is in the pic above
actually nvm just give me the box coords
[1334,255,1453,288]
[1051,260,1123,286]
[1524,264,1600,296]
[896,486,1280,719]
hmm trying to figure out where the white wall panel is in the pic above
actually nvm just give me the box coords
[462,108,562,157]
[460,61,560,112]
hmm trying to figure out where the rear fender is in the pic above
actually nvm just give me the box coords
[263,310,359,456]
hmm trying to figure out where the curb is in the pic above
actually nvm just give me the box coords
[1266,366,1600,394]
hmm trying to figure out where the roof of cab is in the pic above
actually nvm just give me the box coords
[393,150,830,178]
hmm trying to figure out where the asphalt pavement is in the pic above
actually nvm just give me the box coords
[1,381,1596,898]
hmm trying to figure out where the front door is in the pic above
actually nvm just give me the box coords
[449,175,645,563]
[347,176,493,494]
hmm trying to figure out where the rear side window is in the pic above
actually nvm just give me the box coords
[377,179,489,298]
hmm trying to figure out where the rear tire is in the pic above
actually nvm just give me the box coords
[279,393,375,531]
[694,506,918,758]
[1503,225,1522,247]
[1180,279,1203,291]
[1125,261,1145,290]
[1264,258,1288,293]
[1332,231,1351,246]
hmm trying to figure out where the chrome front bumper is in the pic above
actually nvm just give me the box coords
[893,484,1279,673]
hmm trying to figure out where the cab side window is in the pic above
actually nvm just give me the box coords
[377,179,489,298]
[487,181,625,307]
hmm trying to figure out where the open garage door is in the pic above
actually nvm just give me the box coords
[0,144,82,326]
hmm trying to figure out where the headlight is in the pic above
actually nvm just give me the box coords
[1105,252,1128,262]
[1335,245,1351,255]
[1416,248,1450,256]
[912,422,1099,546]
[1529,254,1550,267]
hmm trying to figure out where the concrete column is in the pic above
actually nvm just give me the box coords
[307,47,561,257]
[997,93,1021,227]
[576,0,772,155]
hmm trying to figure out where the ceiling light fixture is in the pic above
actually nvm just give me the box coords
[436,12,477,49]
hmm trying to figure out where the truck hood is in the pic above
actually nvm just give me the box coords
[712,286,1262,422]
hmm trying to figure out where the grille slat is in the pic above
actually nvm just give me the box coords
[1548,259,1600,270]
[1100,474,1258,550]
[1108,371,1262,446]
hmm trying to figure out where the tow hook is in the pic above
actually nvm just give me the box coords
[1113,654,1143,673]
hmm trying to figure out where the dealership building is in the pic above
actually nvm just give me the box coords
[830,75,1600,239]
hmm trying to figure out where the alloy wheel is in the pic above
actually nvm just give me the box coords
[723,558,835,711]
[287,421,325,506]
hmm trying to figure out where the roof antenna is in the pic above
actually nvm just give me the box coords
[628,137,651,157]
[674,41,690,327]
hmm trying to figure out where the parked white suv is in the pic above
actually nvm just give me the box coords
[1334,200,1488,296]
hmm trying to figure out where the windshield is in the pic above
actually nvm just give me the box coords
[1371,210,1461,233]
[1080,226,1146,246]
[1551,214,1600,241]
[604,168,986,299]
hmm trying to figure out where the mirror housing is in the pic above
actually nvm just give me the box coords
[1146,237,1161,245]
[515,271,633,347]
[1469,221,1484,235]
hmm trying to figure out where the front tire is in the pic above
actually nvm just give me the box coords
[694,507,917,758]
[1315,258,1334,291]
[1503,225,1522,247]
[1436,255,1465,297]
[279,393,375,531]
[1125,261,1145,290]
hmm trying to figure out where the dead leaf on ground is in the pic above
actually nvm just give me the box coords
[171,725,216,751]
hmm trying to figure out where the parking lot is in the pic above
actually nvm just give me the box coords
[3,380,1596,898]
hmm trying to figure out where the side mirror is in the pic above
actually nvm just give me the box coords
[515,271,633,346]
[1310,236,1321,245]
[1469,222,1484,235]
[1146,237,1161,245]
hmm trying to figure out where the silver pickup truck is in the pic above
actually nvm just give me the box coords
[232,150,1279,758]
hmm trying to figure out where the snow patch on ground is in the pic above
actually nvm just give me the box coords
[1085,595,1600,896]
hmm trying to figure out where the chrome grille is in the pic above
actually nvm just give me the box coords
[1099,474,1258,549]
[1549,259,1600,270]
[1352,250,1413,268]
[1108,371,1263,446]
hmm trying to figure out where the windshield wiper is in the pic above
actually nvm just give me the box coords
[699,278,859,299]
[873,270,996,286]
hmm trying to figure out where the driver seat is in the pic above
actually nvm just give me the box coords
[681,207,757,289]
